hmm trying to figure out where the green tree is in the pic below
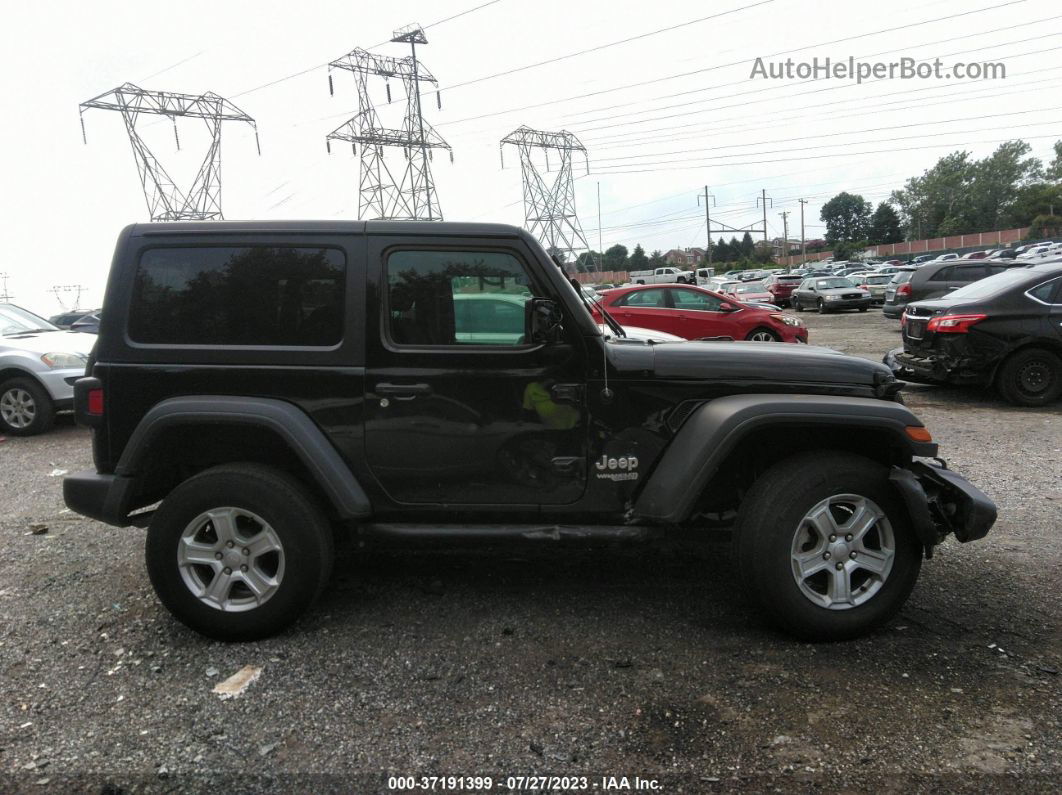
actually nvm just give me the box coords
[968,140,1042,231]
[740,232,756,259]
[867,202,903,244]
[1006,182,1062,227]
[1045,140,1062,181]
[821,192,872,243]
[648,249,665,267]
[715,237,731,262]
[603,244,629,271]
[575,251,601,272]
[628,244,648,271]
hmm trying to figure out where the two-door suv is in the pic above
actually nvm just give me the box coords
[64,222,996,642]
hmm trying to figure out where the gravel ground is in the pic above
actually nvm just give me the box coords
[1,312,1059,793]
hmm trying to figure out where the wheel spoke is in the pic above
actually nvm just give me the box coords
[842,500,878,543]
[245,530,282,559]
[207,509,238,544]
[204,569,234,606]
[854,546,891,575]
[828,566,853,605]
[240,567,276,602]
[180,539,220,568]
[804,504,837,541]
[795,550,829,579]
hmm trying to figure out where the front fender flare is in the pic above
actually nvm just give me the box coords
[633,394,936,523]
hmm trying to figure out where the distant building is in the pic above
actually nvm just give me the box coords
[664,247,705,266]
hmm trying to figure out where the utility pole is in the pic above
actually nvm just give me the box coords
[798,198,808,265]
[756,189,773,252]
[697,186,716,267]
[779,211,790,266]
[598,181,603,272]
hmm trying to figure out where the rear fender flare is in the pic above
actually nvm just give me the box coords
[117,396,371,520]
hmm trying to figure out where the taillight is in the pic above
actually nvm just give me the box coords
[87,388,104,416]
[897,283,912,297]
[926,313,987,334]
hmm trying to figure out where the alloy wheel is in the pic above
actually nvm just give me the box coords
[790,494,896,610]
[0,388,36,429]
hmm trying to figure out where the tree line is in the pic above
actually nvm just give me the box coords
[821,139,1062,258]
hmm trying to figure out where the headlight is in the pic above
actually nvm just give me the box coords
[825,294,840,301]
[769,313,804,327]
[40,352,87,369]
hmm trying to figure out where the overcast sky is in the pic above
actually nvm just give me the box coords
[2,0,1060,315]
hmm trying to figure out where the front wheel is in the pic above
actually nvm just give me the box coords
[0,377,55,436]
[817,299,828,314]
[995,348,1062,406]
[145,463,335,641]
[858,306,868,313]
[745,327,780,342]
[733,451,922,641]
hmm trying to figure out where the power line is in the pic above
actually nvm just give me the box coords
[433,0,1027,128]
[229,0,508,99]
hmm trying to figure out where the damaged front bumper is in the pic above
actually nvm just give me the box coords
[890,460,997,555]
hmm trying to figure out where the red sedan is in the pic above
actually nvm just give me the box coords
[594,284,807,342]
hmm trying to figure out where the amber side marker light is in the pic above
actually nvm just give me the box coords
[905,426,933,442]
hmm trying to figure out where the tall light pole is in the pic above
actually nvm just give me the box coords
[779,211,790,265]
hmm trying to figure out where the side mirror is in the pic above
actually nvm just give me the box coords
[719,301,737,312]
[526,297,564,344]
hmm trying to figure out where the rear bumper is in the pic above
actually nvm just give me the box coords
[63,470,136,527]
[890,461,996,548]
[882,302,907,319]
[885,347,990,386]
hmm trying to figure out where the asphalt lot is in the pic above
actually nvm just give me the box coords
[1,311,1059,793]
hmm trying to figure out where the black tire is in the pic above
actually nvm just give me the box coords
[145,463,335,641]
[0,376,55,436]
[793,299,803,312]
[733,451,922,641]
[858,306,868,313]
[745,327,780,342]
[995,348,1062,407]
[817,299,828,314]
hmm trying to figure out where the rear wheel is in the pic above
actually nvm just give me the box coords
[858,306,868,313]
[995,348,1062,406]
[745,327,780,342]
[793,299,803,312]
[145,463,334,641]
[733,451,922,641]
[0,377,55,436]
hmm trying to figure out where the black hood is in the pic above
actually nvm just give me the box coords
[606,339,896,396]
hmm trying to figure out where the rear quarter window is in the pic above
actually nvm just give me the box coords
[129,246,346,346]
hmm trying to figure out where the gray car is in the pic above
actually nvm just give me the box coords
[0,303,94,436]
[791,277,872,313]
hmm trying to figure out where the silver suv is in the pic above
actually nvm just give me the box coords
[0,304,94,435]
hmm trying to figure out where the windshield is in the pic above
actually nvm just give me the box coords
[864,275,892,284]
[735,283,765,293]
[946,268,1044,300]
[815,278,856,289]
[0,304,59,335]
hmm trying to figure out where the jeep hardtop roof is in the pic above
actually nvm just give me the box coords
[125,220,530,239]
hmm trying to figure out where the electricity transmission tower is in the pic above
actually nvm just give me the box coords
[500,126,591,270]
[49,284,86,311]
[327,24,452,221]
[0,272,12,302]
[79,83,260,221]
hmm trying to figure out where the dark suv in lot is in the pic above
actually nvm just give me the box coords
[64,222,995,642]
[882,260,1025,318]
[888,263,1062,406]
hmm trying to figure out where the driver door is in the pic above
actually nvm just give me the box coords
[666,286,731,339]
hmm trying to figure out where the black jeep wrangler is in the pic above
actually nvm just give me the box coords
[64,221,996,642]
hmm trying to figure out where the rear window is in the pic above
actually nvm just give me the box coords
[129,246,346,346]
[890,271,914,284]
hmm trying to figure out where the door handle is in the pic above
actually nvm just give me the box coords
[376,382,432,399]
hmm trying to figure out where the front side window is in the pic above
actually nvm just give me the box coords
[129,246,345,346]
[386,249,533,346]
